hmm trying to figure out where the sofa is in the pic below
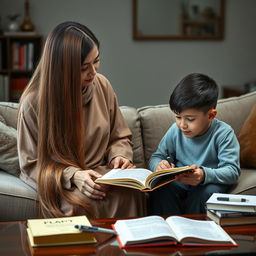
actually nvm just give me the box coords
[0,91,256,221]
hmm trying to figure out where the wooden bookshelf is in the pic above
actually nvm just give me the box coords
[0,33,42,102]
[180,17,221,38]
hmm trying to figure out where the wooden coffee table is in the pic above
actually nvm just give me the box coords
[0,215,256,255]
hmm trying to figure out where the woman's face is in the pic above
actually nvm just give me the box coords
[81,45,100,89]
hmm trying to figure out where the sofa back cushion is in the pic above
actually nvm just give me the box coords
[0,115,20,176]
[216,91,256,136]
[138,105,175,168]
[0,103,20,176]
[120,106,145,168]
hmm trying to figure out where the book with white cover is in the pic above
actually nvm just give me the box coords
[206,193,256,213]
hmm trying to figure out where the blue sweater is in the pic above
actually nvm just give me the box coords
[149,119,240,185]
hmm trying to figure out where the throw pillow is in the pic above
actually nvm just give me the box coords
[238,104,256,168]
[0,115,20,176]
[0,114,6,124]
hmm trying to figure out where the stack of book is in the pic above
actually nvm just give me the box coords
[206,193,256,226]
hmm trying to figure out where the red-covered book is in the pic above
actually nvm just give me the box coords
[112,216,237,248]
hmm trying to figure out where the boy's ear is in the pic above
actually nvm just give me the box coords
[208,109,217,120]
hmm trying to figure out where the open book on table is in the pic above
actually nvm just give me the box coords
[112,215,237,248]
[95,166,193,191]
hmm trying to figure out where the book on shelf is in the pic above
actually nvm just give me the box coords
[206,209,256,226]
[27,215,96,247]
[0,40,2,70]
[11,41,35,71]
[27,42,34,70]
[206,193,256,213]
[95,166,193,191]
[0,74,9,101]
[10,77,29,101]
[112,215,237,248]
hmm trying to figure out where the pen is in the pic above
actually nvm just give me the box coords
[166,154,172,165]
[217,197,248,202]
[74,225,117,235]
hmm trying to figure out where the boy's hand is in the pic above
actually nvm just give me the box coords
[156,160,175,171]
[175,165,205,185]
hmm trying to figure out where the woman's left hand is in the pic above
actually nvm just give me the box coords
[109,156,136,169]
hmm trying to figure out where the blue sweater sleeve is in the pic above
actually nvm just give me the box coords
[202,129,240,185]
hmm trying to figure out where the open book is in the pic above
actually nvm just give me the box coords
[95,166,193,191]
[113,216,237,248]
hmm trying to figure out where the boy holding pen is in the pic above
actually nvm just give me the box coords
[149,73,240,215]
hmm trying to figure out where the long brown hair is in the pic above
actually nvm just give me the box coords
[19,22,100,218]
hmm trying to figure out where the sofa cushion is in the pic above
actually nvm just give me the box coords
[138,105,175,168]
[216,91,256,136]
[0,171,38,221]
[0,102,19,129]
[0,114,6,124]
[0,171,36,200]
[237,104,256,168]
[0,116,20,176]
[120,106,145,167]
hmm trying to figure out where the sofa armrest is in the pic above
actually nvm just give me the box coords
[229,168,256,195]
[0,171,38,221]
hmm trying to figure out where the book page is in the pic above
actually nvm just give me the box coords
[114,216,178,246]
[96,168,152,186]
[166,216,234,244]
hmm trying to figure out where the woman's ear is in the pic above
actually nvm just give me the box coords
[208,109,217,120]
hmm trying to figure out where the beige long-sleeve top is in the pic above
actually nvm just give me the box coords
[17,73,133,190]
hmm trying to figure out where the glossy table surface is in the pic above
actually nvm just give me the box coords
[0,215,256,256]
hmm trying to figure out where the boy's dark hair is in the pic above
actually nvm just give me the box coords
[169,73,219,114]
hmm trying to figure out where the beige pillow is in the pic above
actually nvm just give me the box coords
[238,104,256,168]
[0,114,6,124]
[0,115,20,176]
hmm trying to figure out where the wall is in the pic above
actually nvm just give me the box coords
[1,0,256,107]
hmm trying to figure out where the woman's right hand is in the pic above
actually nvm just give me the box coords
[71,170,109,200]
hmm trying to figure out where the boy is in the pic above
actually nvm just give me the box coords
[149,73,240,215]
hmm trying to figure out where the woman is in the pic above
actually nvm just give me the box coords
[17,21,146,218]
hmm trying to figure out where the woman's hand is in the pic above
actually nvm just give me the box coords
[109,156,135,169]
[175,165,205,186]
[72,170,109,200]
[156,160,175,171]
